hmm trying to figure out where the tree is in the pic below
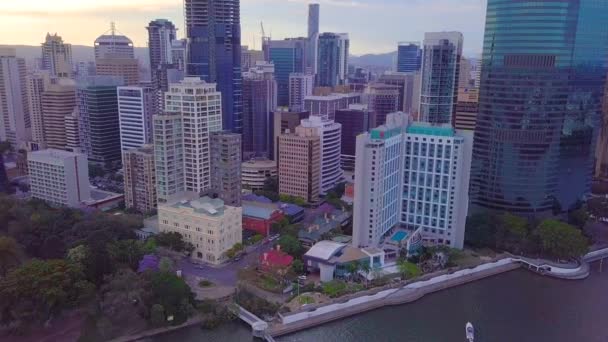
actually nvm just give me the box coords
[291,259,304,274]
[150,304,166,327]
[144,271,195,325]
[107,239,145,271]
[464,212,499,248]
[156,232,189,252]
[159,257,174,273]
[568,207,589,229]
[536,220,589,259]
[0,236,21,276]
[397,260,421,279]
[263,176,278,193]
[345,261,361,281]
[277,235,303,258]
[0,259,94,325]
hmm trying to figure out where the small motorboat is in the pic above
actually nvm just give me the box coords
[466,322,474,341]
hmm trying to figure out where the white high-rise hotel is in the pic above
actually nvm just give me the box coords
[353,112,472,249]
[154,77,222,202]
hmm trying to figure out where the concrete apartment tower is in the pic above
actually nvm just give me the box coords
[41,79,76,150]
[27,71,50,146]
[210,131,242,207]
[154,77,223,202]
[28,149,91,208]
[364,82,400,128]
[419,32,463,125]
[0,48,31,146]
[278,125,321,204]
[94,25,139,86]
[123,145,157,214]
[41,33,72,78]
[289,73,314,112]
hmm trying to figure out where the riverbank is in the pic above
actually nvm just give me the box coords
[269,258,520,337]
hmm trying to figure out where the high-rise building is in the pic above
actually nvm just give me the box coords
[28,149,91,208]
[265,38,309,107]
[303,92,360,120]
[158,195,242,265]
[242,62,277,159]
[185,0,242,133]
[41,79,76,150]
[379,71,421,118]
[317,33,349,88]
[289,73,314,112]
[396,42,421,73]
[27,71,50,146]
[352,113,472,249]
[454,88,478,131]
[153,112,183,203]
[353,113,409,248]
[41,33,72,78]
[335,104,370,171]
[64,109,80,153]
[596,78,608,178]
[94,26,139,86]
[118,85,156,151]
[278,126,321,204]
[471,0,608,214]
[155,77,223,202]
[123,145,157,214]
[459,57,473,88]
[171,39,187,72]
[147,19,177,82]
[77,76,124,165]
[210,131,242,206]
[299,116,343,193]
[308,3,320,74]
[271,109,309,160]
[419,32,463,125]
[364,83,400,127]
[0,48,31,146]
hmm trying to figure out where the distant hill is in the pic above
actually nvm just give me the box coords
[349,51,397,68]
[4,45,150,67]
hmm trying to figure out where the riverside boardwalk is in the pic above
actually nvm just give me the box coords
[269,258,519,337]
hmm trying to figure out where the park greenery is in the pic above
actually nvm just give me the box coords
[465,211,589,260]
[0,195,198,339]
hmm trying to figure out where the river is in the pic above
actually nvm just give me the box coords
[152,262,608,342]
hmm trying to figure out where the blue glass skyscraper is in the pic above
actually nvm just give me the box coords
[265,38,308,107]
[185,0,243,133]
[471,0,608,214]
[396,42,421,73]
[317,33,349,88]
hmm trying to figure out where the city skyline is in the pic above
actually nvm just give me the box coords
[0,0,487,56]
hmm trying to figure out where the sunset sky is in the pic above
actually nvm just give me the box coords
[0,0,486,55]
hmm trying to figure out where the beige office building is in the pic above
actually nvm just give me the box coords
[454,88,479,131]
[278,126,321,204]
[123,145,157,214]
[158,195,242,265]
[95,58,139,86]
[41,79,76,150]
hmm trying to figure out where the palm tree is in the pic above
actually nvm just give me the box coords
[0,236,21,276]
[360,262,371,286]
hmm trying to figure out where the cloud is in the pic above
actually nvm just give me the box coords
[0,0,181,16]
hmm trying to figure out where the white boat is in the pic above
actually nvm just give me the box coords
[466,322,474,341]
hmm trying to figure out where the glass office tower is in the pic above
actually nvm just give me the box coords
[396,42,421,73]
[471,0,608,214]
[185,0,243,133]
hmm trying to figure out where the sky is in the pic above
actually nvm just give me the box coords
[0,0,487,56]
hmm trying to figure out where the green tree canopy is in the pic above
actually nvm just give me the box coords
[277,235,303,258]
[397,260,421,279]
[0,236,21,276]
[536,220,589,259]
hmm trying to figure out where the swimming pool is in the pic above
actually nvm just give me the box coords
[391,231,408,242]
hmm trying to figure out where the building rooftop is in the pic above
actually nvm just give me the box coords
[242,194,273,203]
[406,122,455,137]
[29,148,83,160]
[304,240,346,261]
[170,196,226,216]
[277,202,305,217]
[259,249,294,268]
[243,201,279,220]
[242,159,277,170]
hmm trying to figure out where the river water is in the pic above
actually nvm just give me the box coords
[152,262,608,342]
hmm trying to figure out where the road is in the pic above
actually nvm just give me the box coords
[178,240,275,286]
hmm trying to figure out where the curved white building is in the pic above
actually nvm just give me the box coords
[300,116,343,194]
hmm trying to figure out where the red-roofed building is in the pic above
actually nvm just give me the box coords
[259,247,294,272]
